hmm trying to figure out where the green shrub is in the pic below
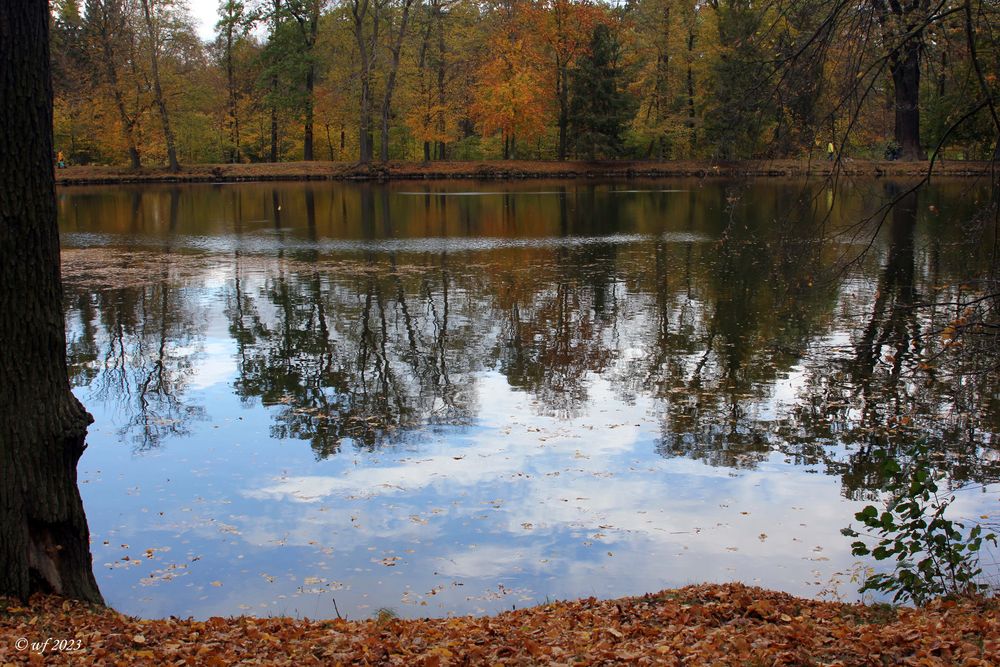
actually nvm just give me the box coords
[841,442,996,606]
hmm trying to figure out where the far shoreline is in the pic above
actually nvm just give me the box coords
[54,158,995,187]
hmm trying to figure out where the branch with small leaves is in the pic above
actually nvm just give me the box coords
[842,442,997,606]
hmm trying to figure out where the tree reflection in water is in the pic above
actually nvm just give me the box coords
[65,187,206,451]
[61,179,1000,496]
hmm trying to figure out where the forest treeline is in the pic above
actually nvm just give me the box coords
[51,0,1000,169]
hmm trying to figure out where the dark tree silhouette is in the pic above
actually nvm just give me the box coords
[0,0,103,603]
[568,23,635,159]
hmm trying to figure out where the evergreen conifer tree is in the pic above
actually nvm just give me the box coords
[568,23,636,159]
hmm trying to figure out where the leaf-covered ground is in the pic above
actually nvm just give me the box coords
[2,584,997,665]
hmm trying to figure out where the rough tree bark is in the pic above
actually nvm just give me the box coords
[890,38,925,160]
[0,0,103,605]
[875,0,928,161]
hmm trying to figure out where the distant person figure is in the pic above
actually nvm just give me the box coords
[826,142,835,161]
[56,150,66,168]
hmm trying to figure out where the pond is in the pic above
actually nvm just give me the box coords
[59,178,1000,619]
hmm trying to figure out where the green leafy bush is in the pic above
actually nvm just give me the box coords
[841,443,996,606]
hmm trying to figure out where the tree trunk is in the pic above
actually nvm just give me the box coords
[435,1,446,160]
[359,74,372,163]
[380,0,415,163]
[657,5,670,130]
[270,90,278,162]
[140,0,179,172]
[304,60,315,161]
[557,58,568,161]
[225,17,240,163]
[296,5,319,162]
[94,8,141,169]
[416,20,433,163]
[353,0,376,165]
[889,30,925,160]
[938,50,946,97]
[379,98,391,163]
[269,0,280,162]
[0,0,103,605]
[686,31,696,149]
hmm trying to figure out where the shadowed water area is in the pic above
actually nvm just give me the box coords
[58,179,1000,619]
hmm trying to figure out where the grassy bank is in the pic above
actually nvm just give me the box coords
[2,583,997,665]
[54,159,994,186]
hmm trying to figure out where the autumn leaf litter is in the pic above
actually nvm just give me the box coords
[3,583,999,665]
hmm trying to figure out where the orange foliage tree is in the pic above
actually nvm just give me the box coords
[470,1,551,159]
[531,0,606,159]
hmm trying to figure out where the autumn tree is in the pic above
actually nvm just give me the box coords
[257,0,287,161]
[471,0,551,159]
[920,13,1000,159]
[427,0,456,159]
[350,0,385,163]
[878,0,930,160]
[629,0,713,157]
[767,0,827,156]
[312,10,358,161]
[216,0,249,163]
[379,0,419,162]
[630,0,673,157]
[766,0,997,161]
[139,0,181,171]
[701,0,777,158]
[51,0,94,164]
[286,0,325,160]
[679,0,701,151]
[41,0,1000,163]
[403,12,437,160]
[0,0,103,604]
[82,0,144,168]
[402,0,472,160]
[567,22,636,158]
[533,0,605,160]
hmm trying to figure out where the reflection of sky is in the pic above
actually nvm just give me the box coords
[79,355,930,620]
[66,181,1000,620]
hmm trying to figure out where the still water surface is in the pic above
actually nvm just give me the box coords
[58,179,1000,619]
